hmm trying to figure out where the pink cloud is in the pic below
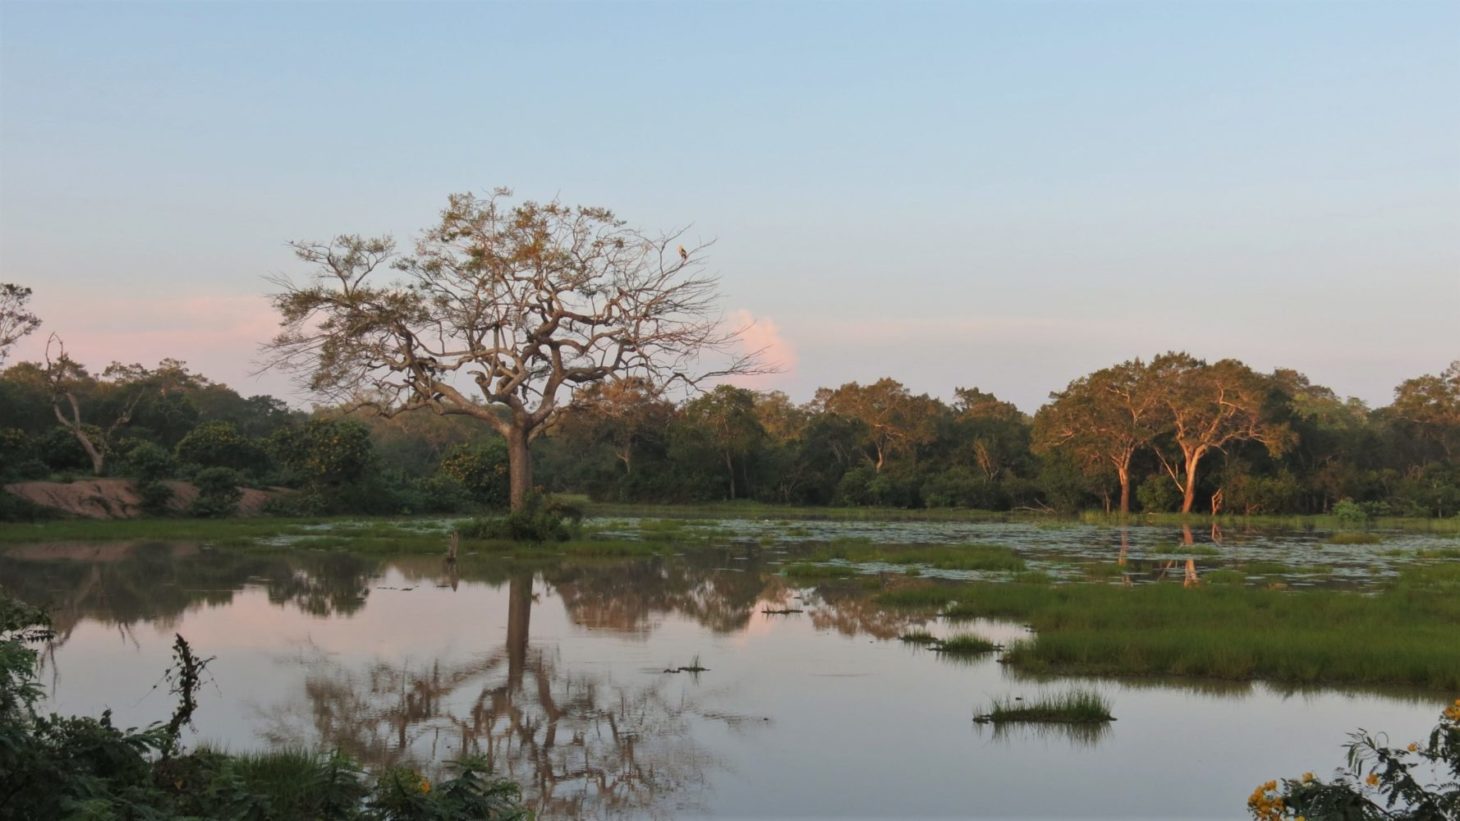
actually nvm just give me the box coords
[723,308,796,391]
[8,292,297,399]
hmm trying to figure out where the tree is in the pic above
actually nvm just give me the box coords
[556,377,674,476]
[42,336,146,476]
[0,284,41,365]
[1032,360,1160,514]
[951,387,1032,483]
[1388,361,1460,465]
[1148,353,1293,513]
[817,379,940,473]
[677,385,765,499]
[266,189,760,511]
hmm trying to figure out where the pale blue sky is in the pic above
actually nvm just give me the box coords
[2,0,1457,410]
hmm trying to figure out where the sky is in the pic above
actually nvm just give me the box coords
[2,0,1457,412]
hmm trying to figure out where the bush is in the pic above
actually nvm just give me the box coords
[175,421,268,476]
[457,494,582,542]
[1248,700,1460,819]
[190,467,244,518]
[1332,498,1369,525]
[117,440,176,482]
[1137,474,1181,513]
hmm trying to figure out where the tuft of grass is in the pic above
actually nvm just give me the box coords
[974,689,1113,724]
[1415,547,1460,559]
[783,562,858,579]
[1327,531,1382,545]
[899,630,939,644]
[935,633,1000,655]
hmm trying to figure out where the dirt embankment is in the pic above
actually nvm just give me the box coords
[2,478,278,520]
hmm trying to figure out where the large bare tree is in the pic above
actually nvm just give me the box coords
[266,190,762,510]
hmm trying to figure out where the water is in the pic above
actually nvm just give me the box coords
[2,528,1451,819]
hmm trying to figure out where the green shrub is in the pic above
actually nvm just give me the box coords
[457,494,583,542]
[1247,699,1460,819]
[1332,498,1368,525]
[190,467,244,518]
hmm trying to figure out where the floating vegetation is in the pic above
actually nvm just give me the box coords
[973,690,1114,725]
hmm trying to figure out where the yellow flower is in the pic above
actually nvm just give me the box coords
[1444,700,1460,722]
[1302,771,1314,783]
[1408,742,1420,752]
[419,776,431,795]
[1366,772,1380,787]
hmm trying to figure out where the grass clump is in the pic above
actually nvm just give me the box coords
[935,633,1000,656]
[1153,543,1221,557]
[1327,531,1382,545]
[899,630,939,644]
[973,689,1113,724]
[783,562,858,579]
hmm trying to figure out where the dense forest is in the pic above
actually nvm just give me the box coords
[2,330,1456,520]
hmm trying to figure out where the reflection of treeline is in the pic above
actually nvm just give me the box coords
[0,544,377,637]
[4,354,1457,518]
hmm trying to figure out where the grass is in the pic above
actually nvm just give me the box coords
[973,690,1113,724]
[1416,547,1460,559]
[1079,510,1460,534]
[1327,531,1383,545]
[0,515,469,549]
[899,630,939,644]
[934,633,1000,655]
[783,562,859,579]
[875,569,1460,691]
[1152,543,1222,556]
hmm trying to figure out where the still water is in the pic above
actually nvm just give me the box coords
[1,535,1447,819]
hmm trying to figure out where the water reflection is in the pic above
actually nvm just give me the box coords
[0,542,377,640]
[3,537,1448,819]
[259,576,720,818]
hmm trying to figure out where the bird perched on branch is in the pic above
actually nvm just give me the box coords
[678,245,688,262]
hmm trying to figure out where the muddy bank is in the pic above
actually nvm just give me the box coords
[2,479,277,519]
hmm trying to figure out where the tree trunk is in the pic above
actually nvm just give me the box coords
[724,451,736,499]
[1180,458,1201,514]
[507,425,533,512]
[1117,466,1131,515]
[506,575,531,690]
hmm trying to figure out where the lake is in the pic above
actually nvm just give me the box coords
[3,520,1454,818]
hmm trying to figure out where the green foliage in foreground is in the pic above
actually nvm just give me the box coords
[1247,700,1460,820]
[876,567,1460,691]
[973,690,1114,724]
[0,592,530,820]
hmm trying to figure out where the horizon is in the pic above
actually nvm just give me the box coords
[2,0,1457,413]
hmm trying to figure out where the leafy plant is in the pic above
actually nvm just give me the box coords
[1248,699,1460,819]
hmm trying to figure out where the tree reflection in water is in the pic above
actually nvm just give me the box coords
[0,542,377,643]
[259,575,723,818]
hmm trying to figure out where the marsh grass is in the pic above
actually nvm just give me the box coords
[783,562,858,579]
[899,630,939,644]
[935,633,1000,655]
[878,572,1460,691]
[1152,543,1221,557]
[1327,531,1383,545]
[973,690,1113,724]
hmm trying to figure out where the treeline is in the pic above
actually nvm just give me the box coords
[537,356,1460,517]
[0,357,512,518]
[1,352,1457,519]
